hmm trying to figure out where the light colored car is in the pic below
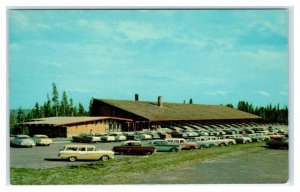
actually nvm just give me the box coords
[10,135,36,147]
[99,133,116,142]
[109,132,127,141]
[32,134,53,146]
[186,137,218,149]
[59,144,114,162]
[166,138,197,150]
[146,140,181,152]
[72,133,101,143]
[203,136,236,146]
[222,134,252,144]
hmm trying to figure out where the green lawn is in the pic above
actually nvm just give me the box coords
[10,142,266,185]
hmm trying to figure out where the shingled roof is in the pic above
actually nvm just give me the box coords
[94,99,262,121]
[23,116,132,126]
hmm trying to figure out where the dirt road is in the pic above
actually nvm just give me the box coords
[138,147,288,184]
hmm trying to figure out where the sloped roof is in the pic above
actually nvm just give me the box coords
[23,116,132,126]
[94,99,262,121]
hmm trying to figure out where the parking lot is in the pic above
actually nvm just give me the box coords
[10,139,154,168]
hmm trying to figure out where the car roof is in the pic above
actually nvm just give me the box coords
[64,144,96,148]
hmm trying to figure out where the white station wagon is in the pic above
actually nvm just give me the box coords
[59,144,114,162]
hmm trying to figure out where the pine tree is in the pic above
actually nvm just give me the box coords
[52,82,59,116]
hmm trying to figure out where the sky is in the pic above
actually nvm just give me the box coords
[9,9,289,109]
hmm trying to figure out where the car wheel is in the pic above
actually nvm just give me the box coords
[209,144,215,148]
[69,156,77,162]
[245,140,250,144]
[264,138,270,142]
[170,148,178,152]
[199,145,205,149]
[219,143,225,147]
[189,146,195,150]
[145,151,152,155]
[101,155,109,161]
[228,142,234,145]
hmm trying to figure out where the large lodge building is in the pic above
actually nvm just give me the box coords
[22,95,263,138]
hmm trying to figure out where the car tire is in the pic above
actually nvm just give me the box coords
[199,145,205,149]
[219,143,226,147]
[170,148,178,152]
[189,146,195,150]
[209,144,215,148]
[264,138,270,142]
[101,155,109,161]
[69,156,77,162]
[245,140,250,144]
[145,151,152,155]
[228,142,234,145]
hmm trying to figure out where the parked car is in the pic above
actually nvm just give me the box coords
[112,141,156,155]
[32,134,53,146]
[10,135,36,147]
[252,127,265,133]
[109,132,127,141]
[59,144,114,162]
[99,133,116,142]
[136,132,152,140]
[181,130,199,138]
[266,137,288,149]
[186,137,218,149]
[222,134,252,144]
[165,138,197,150]
[123,132,142,141]
[72,133,101,143]
[171,130,185,138]
[194,130,209,136]
[204,136,236,146]
[143,131,161,139]
[146,140,181,152]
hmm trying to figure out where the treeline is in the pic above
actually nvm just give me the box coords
[10,83,91,132]
[225,101,288,125]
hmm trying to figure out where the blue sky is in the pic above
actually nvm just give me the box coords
[9,9,289,109]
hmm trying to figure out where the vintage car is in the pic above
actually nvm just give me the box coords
[143,131,161,139]
[252,127,265,133]
[72,133,101,143]
[224,128,239,135]
[165,138,197,150]
[186,137,218,149]
[266,137,288,149]
[145,140,181,152]
[10,135,36,147]
[99,133,116,142]
[108,132,127,141]
[138,132,153,140]
[204,136,236,146]
[59,144,114,162]
[32,134,53,146]
[179,130,198,138]
[112,141,156,155]
[194,130,209,136]
[123,132,143,141]
[222,134,252,144]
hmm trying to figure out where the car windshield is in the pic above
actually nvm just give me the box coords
[35,135,48,139]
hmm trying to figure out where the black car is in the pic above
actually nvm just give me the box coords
[266,137,288,149]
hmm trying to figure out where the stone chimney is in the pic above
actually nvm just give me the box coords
[158,96,163,107]
[135,94,139,101]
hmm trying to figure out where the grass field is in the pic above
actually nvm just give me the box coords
[10,142,268,185]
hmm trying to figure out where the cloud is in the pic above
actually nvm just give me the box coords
[258,90,270,97]
[116,21,167,42]
[280,91,288,95]
[205,91,228,96]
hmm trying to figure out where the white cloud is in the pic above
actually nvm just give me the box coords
[258,90,270,97]
[116,21,167,42]
[205,91,228,96]
[280,91,288,95]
